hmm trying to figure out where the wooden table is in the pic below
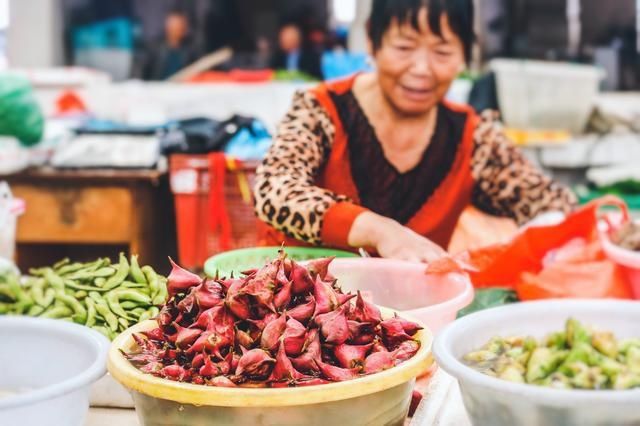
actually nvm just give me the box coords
[2,167,177,274]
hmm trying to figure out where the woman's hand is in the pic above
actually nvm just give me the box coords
[348,211,447,263]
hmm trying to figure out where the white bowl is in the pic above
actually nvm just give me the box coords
[0,317,110,426]
[328,258,473,334]
[434,299,640,426]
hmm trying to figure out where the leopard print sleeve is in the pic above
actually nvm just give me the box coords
[471,110,577,225]
[253,90,351,245]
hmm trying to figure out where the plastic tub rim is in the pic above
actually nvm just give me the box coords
[108,308,433,408]
[0,316,110,410]
[433,299,640,406]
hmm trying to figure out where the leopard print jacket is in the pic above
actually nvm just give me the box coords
[254,90,576,245]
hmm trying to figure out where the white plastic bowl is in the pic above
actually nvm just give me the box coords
[0,316,110,426]
[328,258,473,334]
[434,300,640,426]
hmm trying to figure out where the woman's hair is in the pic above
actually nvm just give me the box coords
[368,0,475,63]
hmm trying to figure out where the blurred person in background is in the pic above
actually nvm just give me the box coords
[254,0,576,262]
[270,23,323,79]
[135,9,198,80]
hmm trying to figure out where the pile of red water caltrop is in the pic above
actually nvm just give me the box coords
[124,251,422,387]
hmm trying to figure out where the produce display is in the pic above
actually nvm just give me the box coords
[124,252,423,387]
[464,318,640,390]
[613,221,640,251]
[0,254,167,340]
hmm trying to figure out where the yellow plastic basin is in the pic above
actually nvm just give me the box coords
[108,307,433,426]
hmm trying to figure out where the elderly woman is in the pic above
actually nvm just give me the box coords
[254,0,576,262]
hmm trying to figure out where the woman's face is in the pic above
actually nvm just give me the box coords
[371,8,465,116]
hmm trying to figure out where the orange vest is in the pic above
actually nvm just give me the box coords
[259,76,478,251]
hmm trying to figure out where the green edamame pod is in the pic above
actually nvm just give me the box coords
[118,317,129,330]
[54,290,87,324]
[43,269,65,291]
[106,292,135,320]
[92,325,111,340]
[94,277,106,288]
[138,311,152,322]
[93,299,119,332]
[41,305,73,319]
[28,305,45,316]
[85,297,97,327]
[141,266,159,298]
[0,283,16,302]
[30,285,45,306]
[65,267,116,281]
[148,306,160,318]
[63,279,109,293]
[120,301,139,310]
[0,303,11,314]
[56,262,86,276]
[102,254,129,291]
[152,278,168,306]
[121,281,147,290]
[41,288,55,308]
[53,258,71,271]
[114,289,151,305]
[131,307,146,315]
[129,255,147,284]
[74,290,88,299]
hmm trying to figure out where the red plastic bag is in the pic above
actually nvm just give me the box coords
[430,196,633,300]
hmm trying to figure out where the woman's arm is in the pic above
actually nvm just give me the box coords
[471,111,577,225]
[254,90,366,246]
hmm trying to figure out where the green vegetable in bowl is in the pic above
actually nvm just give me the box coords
[463,319,640,390]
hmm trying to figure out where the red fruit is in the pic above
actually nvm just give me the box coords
[236,328,254,349]
[236,349,275,379]
[282,318,307,357]
[160,364,190,381]
[167,258,201,296]
[351,291,382,324]
[173,323,203,349]
[306,257,334,280]
[192,353,205,369]
[275,261,289,287]
[363,351,394,374]
[240,269,258,277]
[269,341,305,382]
[315,306,350,345]
[291,329,322,373]
[230,352,241,373]
[336,292,356,307]
[315,359,359,382]
[140,361,163,374]
[273,280,292,310]
[371,340,390,353]
[200,352,232,377]
[156,305,174,327]
[290,261,314,294]
[142,327,165,341]
[392,313,423,336]
[287,296,316,323]
[392,340,421,364]
[192,376,205,385]
[225,279,251,320]
[243,277,276,311]
[132,333,157,352]
[209,376,237,387]
[347,320,375,344]
[313,276,340,316]
[380,318,413,348]
[334,343,373,369]
[124,352,160,365]
[260,313,287,352]
[193,280,224,309]
[192,305,223,330]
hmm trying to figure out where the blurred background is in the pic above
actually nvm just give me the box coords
[0,0,640,272]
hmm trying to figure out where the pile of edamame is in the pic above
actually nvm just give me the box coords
[0,254,168,340]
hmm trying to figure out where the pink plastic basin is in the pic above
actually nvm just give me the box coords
[601,232,640,299]
[327,258,474,334]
